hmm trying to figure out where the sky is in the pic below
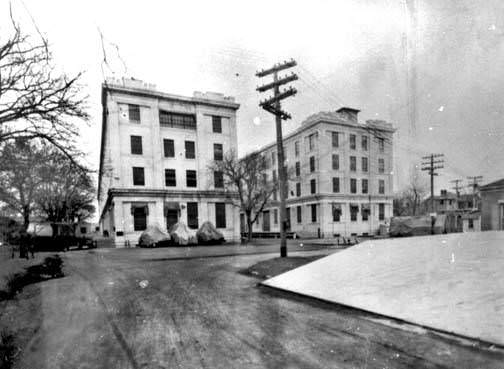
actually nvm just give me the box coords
[2,0,504,196]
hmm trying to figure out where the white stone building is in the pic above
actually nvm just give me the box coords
[246,108,395,238]
[98,78,241,246]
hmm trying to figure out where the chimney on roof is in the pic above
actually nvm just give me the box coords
[336,107,360,123]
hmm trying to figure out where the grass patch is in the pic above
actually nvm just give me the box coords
[242,255,325,280]
[0,255,64,300]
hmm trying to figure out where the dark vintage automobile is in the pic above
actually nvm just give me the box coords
[28,222,97,252]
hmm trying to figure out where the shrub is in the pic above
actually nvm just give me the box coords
[0,331,16,369]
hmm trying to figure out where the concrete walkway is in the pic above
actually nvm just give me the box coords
[263,231,504,346]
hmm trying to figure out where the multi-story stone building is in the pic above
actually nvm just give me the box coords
[98,78,241,246]
[247,107,395,238]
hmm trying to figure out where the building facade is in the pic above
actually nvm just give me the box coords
[98,78,241,246]
[246,107,395,238]
[480,178,504,231]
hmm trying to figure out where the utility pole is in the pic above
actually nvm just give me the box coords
[451,179,463,197]
[421,154,444,234]
[467,176,483,209]
[421,154,445,212]
[256,59,298,258]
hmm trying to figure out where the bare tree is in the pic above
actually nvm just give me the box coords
[0,138,49,228]
[36,151,95,223]
[0,11,89,158]
[394,173,428,216]
[208,149,277,242]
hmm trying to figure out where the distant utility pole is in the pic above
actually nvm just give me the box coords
[451,179,463,197]
[256,59,298,258]
[421,154,444,213]
[467,175,483,209]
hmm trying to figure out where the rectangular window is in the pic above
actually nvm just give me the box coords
[128,104,140,123]
[186,170,197,187]
[332,154,339,170]
[310,179,316,194]
[310,156,315,172]
[297,206,302,223]
[350,204,359,221]
[212,116,222,133]
[274,209,278,225]
[379,203,385,220]
[295,162,300,177]
[378,137,385,152]
[350,178,357,193]
[362,204,370,221]
[286,207,291,230]
[159,110,196,130]
[350,156,357,172]
[333,177,340,193]
[296,182,301,197]
[378,158,385,173]
[308,133,316,151]
[311,204,317,222]
[163,139,174,157]
[165,169,176,187]
[133,167,144,186]
[215,203,226,228]
[271,152,276,166]
[214,171,224,188]
[362,135,368,151]
[273,190,277,201]
[185,141,195,159]
[130,135,143,155]
[187,202,198,229]
[362,157,368,172]
[133,206,147,231]
[362,179,368,194]
[213,143,223,161]
[272,170,277,183]
[379,179,385,194]
[350,134,356,150]
[332,132,339,148]
[332,203,342,222]
[295,141,300,157]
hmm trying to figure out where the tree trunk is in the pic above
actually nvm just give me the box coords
[246,211,253,243]
[23,204,30,230]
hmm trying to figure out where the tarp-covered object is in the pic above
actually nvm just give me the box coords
[170,222,197,246]
[197,221,225,244]
[390,215,446,237]
[138,225,171,247]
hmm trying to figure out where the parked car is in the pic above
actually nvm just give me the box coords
[27,222,97,251]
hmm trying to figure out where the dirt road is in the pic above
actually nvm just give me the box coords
[1,247,503,368]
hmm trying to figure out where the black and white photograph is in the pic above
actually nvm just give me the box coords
[0,1,503,368]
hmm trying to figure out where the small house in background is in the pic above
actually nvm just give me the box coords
[480,178,504,231]
[461,211,481,232]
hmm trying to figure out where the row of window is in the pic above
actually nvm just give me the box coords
[299,155,386,174]
[269,131,386,165]
[132,202,227,231]
[130,135,223,161]
[128,104,224,133]
[132,167,224,188]
[287,178,386,196]
[263,203,386,226]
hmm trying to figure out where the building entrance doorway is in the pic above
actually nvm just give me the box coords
[166,209,178,231]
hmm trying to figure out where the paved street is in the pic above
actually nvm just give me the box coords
[1,245,503,369]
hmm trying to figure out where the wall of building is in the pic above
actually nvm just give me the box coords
[481,189,504,230]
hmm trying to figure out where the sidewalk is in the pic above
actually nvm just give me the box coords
[263,231,504,346]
